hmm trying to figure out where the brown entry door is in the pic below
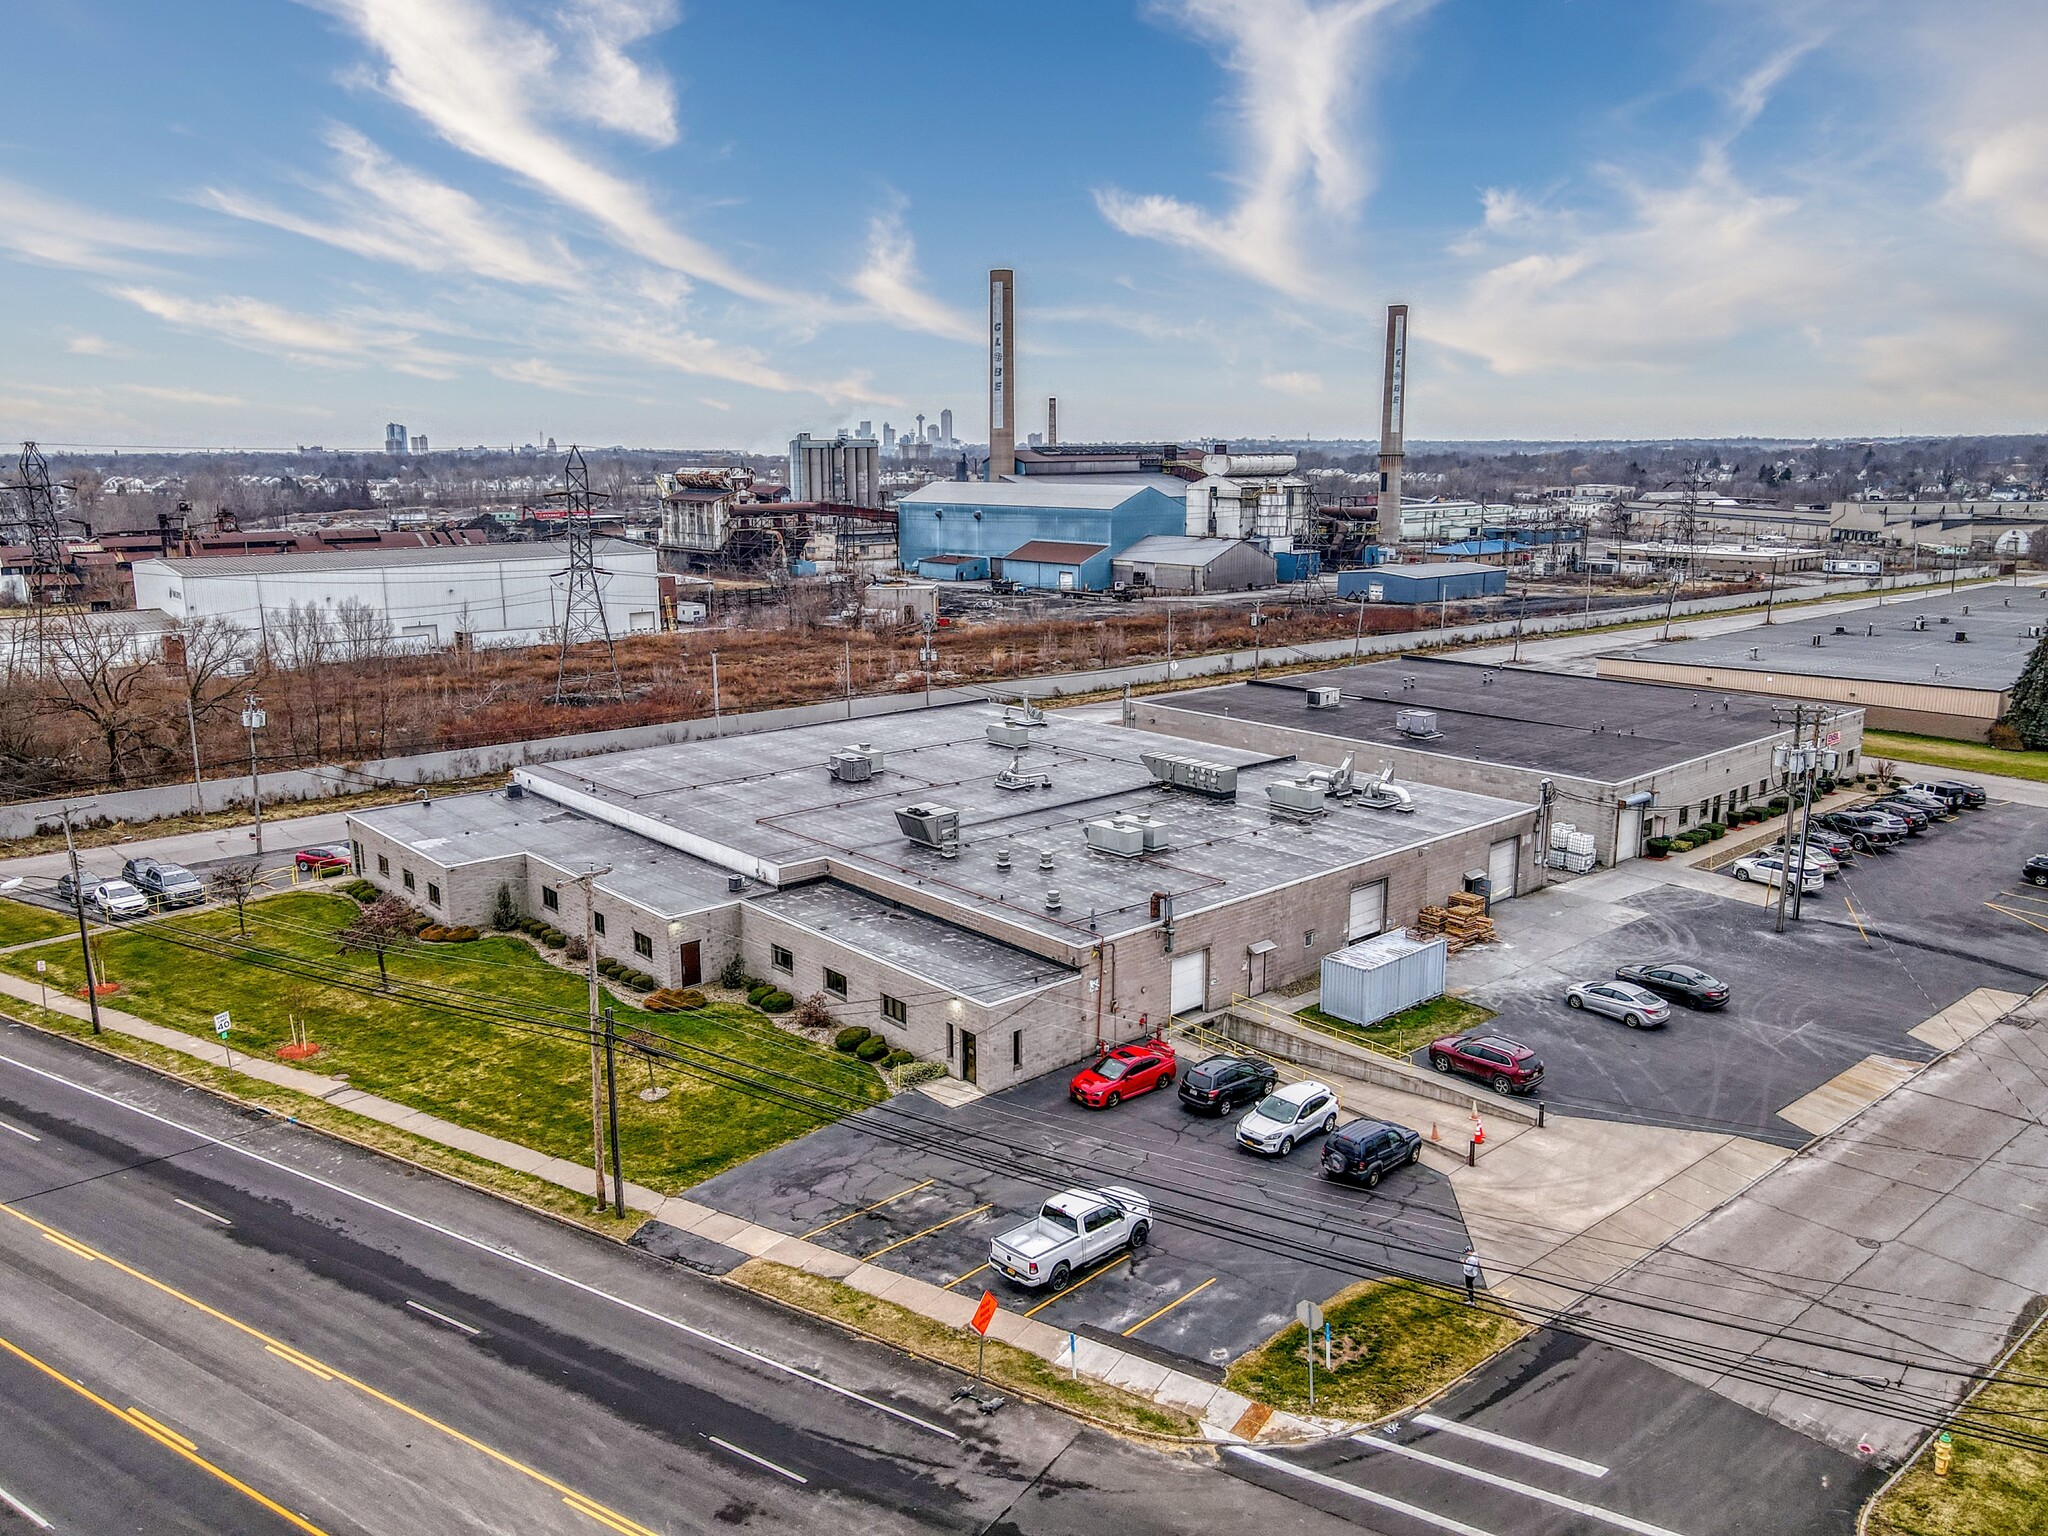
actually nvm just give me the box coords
[677,941,701,986]
[960,1029,978,1085]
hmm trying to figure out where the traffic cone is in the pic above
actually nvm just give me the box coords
[1472,1115,1486,1147]
[1429,1121,1441,1143]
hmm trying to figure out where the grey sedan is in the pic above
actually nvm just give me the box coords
[1565,979,1672,1029]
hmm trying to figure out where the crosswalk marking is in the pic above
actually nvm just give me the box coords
[1227,1447,1501,1536]
[1354,1437,1692,1536]
[1411,1412,1610,1477]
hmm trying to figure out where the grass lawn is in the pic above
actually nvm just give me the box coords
[0,898,76,948]
[735,1260,1198,1439]
[1225,1278,1527,1421]
[1864,730,2048,787]
[0,893,882,1193]
[1296,994,1497,1059]
[1866,1314,2048,1536]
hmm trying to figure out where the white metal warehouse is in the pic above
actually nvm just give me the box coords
[131,539,662,650]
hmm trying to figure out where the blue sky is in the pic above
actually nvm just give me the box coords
[3,0,2044,452]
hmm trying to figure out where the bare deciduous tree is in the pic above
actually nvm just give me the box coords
[209,857,262,938]
[337,892,414,986]
[38,611,164,784]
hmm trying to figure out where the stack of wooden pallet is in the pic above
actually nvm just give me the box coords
[1413,892,1497,951]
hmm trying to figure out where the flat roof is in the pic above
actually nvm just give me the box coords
[1373,561,1502,579]
[1600,585,2045,693]
[1117,535,1251,566]
[897,480,1161,510]
[1005,540,1107,564]
[351,787,744,918]
[511,704,1534,946]
[141,537,650,578]
[748,881,1078,1005]
[1149,656,1801,783]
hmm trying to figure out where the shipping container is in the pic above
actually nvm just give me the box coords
[1319,931,1447,1028]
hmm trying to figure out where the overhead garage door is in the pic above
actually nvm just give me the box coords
[1170,949,1209,1015]
[1346,881,1387,941]
[1487,836,1520,901]
[1615,806,1642,863]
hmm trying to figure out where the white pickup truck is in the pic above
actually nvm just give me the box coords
[988,1186,1151,1290]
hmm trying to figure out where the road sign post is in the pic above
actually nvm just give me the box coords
[213,1010,233,1068]
[1297,1300,1324,1409]
[970,1289,998,1386]
[35,958,45,1011]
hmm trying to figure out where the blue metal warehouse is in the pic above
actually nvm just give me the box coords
[895,480,1184,591]
[1337,561,1507,604]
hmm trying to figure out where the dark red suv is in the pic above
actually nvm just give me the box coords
[1426,1033,1544,1096]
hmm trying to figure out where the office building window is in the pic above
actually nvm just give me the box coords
[426,882,441,907]
[593,912,605,936]
[634,931,653,959]
[1012,1029,1023,1068]
[771,944,793,973]
[377,854,389,876]
[823,968,848,999]
[541,886,559,911]
[882,993,907,1024]
[402,869,415,891]
[946,1020,955,1057]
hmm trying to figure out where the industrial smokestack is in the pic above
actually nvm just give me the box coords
[1046,396,1058,447]
[1379,303,1407,544]
[988,268,1015,479]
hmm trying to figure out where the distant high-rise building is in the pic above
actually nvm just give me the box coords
[926,423,940,444]
[410,434,429,455]
[546,437,558,454]
[788,431,881,508]
[857,419,873,439]
[882,422,896,451]
[939,408,954,445]
[385,422,408,456]
[915,413,926,445]
[1027,432,1043,447]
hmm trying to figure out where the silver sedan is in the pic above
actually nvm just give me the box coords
[1565,979,1672,1029]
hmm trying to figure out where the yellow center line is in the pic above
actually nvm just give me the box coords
[861,1204,992,1261]
[265,1343,335,1382]
[800,1178,935,1240]
[125,1407,199,1451]
[1024,1253,1130,1318]
[0,1201,656,1536]
[944,1262,991,1291]
[564,1492,650,1535]
[1121,1276,1218,1337]
[0,1329,332,1536]
[41,1232,98,1263]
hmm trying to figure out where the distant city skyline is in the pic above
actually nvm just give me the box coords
[1,1,2043,452]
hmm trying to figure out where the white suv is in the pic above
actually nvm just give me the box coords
[1237,1079,1340,1157]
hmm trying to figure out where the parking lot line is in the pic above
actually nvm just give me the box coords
[1120,1275,1217,1337]
[860,1203,991,1261]
[1410,1413,1610,1477]
[943,1262,990,1291]
[1354,1438,1690,1536]
[1842,895,1871,943]
[800,1179,934,1240]
[1023,1254,1129,1318]
[1984,900,2048,937]
[1226,1447,1499,1536]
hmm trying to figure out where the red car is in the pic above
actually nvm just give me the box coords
[294,844,353,873]
[1069,1039,1178,1109]
[1426,1032,1544,1096]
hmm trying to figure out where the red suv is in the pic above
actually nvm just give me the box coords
[1427,1033,1543,1096]
[1069,1039,1178,1109]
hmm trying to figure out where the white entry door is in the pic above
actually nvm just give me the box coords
[1487,836,1520,901]
[1346,881,1387,941]
[1615,806,1642,862]
[1170,949,1209,1015]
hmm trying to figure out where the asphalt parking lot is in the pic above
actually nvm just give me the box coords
[1462,799,2048,1146]
[691,1063,1475,1367]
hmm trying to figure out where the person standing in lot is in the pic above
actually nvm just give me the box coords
[1462,1246,1481,1304]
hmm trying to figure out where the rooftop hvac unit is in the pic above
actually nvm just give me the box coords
[1307,686,1342,710]
[1954,631,1969,642]
[1084,818,1147,857]
[828,743,885,782]
[1913,616,1928,630]
[1305,753,1357,797]
[1394,708,1441,739]
[1123,812,1171,852]
[893,803,959,850]
[1003,702,1048,727]
[986,721,1031,749]
[2029,625,2044,638]
[1140,750,1239,798]
[1266,779,1329,818]
[1356,763,1415,813]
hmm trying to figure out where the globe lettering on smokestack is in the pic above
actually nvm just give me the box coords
[988,268,1015,480]
[1379,303,1407,544]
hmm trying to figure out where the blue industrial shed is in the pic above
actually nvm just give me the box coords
[1337,561,1507,604]
[894,480,1184,591]
[999,540,1112,592]
[915,554,989,581]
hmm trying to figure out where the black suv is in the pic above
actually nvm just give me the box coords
[1177,1054,1279,1116]
[1320,1119,1422,1187]
[2026,855,2048,889]
[1913,779,1986,809]
[1812,809,1907,850]
[1866,797,1932,832]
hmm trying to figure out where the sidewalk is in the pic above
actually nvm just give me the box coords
[0,961,1308,1446]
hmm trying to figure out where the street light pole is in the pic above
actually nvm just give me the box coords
[562,866,614,1209]
[241,694,267,854]
[60,801,102,1035]
[602,1005,625,1218]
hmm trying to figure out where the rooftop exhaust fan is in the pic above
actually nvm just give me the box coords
[894,803,959,851]
[1356,763,1416,813]
[994,752,1051,791]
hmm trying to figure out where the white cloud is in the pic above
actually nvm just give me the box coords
[847,208,978,342]
[202,126,577,289]
[1261,370,1323,396]
[304,0,801,305]
[0,177,211,275]
[123,384,248,407]
[66,334,118,356]
[1095,0,1416,296]
[112,286,463,377]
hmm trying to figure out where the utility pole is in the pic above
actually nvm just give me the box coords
[1250,600,1263,675]
[602,1004,625,1218]
[1352,593,1367,659]
[563,866,614,1208]
[1165,607,1175,682]
[1512,586,1528,663]
[60,802,102,1035]
[1790,706,1827,923]
[184,694,206,817]
[241,695,267,854]
[919,612,938,706]
[1770,706,1829,931]
[843,637,853,718]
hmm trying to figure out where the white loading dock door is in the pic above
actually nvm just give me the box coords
[1170,949,1209,1015]
[1487,836,1520,901]
[1615,806,1642,863]
[1346,881,1387,941]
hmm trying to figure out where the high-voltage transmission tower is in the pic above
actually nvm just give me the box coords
[2,442,67,610]
[547,446,625,706]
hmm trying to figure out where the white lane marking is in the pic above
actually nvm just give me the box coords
[0,1118,39,1141]
[172,1197,231,1226]
[1411,1412,1610,1477]
[406,1299,482,1336]
[1355,1437,1691,1536]
[0,1048,959,1442]
[1227,1447,1499,1536]
[706,1435,809,1485]
[0,1481,54,1529]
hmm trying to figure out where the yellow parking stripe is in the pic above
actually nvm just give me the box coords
[1985,901,2048,937]
[800,1179,934,1240]
[1024,1254,1130,1318]
[1121,1276,1217,1337]
[943,1262,990,1291]
[861,1204,992,1261]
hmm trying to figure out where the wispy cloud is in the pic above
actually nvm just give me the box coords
[304,0,802,305]
[112,285,463,377]
[123,383,248,407]
[66,334,119,356]
[1095,0,1416,297]
[0,177,212,275]
[1261,370,1323,396]
[846,206,977,342]
[202,125,577,289]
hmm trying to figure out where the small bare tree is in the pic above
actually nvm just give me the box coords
[337,893,413,986]
[209,857,262,937]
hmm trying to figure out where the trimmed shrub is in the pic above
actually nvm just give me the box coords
[598,957,624,978]
[340,878,380,904]
[490,883,519,931]
[718,952,749,990]
[564,936,588,962]
[891,1060,948,1087]
[1643,836,1674,858]
[881,1049,915,1068]
[758,990,794,1013]
[622,969,657,991]
[1701,822,1726,840]
[540,927,568,949]
[854,1036,891,1061]
[747,983,773,1006]
[834,1026,874,1054]
[421,925,479,943]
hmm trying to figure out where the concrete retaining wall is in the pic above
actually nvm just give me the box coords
[1215,1010,1543,1122]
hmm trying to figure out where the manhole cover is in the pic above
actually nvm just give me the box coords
[1210,1348,1231,1363]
